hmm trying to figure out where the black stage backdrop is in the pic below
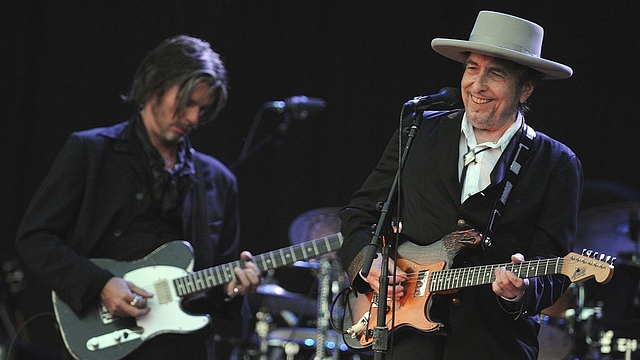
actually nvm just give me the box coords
[2,1,639,358]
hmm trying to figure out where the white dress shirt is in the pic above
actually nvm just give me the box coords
[458,113,523,203]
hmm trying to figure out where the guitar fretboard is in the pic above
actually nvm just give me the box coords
[173,233,343,297]
[428,257,564,292]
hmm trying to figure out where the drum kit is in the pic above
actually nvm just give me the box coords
[539,201,640,360]
[240,207,357,360]
[238,201,640,360]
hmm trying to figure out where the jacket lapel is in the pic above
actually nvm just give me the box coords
[437,111,465,205]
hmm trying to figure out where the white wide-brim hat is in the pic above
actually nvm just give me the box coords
[431,11,572,80]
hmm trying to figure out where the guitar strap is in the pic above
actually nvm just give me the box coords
[481,121,536,250]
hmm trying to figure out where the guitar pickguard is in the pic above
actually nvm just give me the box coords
[53,234,345,360]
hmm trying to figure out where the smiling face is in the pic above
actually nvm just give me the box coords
[461,53,535,141]
[141,82,214,151]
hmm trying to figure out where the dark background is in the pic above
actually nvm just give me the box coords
[2,1,639,358]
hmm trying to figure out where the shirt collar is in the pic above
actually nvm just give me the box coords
[461,112,523,150]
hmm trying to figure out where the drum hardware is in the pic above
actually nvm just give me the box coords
[283,341,301,360]
[592,330,638,360]
[576,201,640,264]
[571,201,640,359]
[250,283,318,320]
[539,283,583,360]
[255,311,274,360]
[314,259,346,360]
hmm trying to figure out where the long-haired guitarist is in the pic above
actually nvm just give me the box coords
[338,11,582,360]
[15,35,263,359]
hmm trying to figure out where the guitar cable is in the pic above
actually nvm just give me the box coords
[6,311,59,360]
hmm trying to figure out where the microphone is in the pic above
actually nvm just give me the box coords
[263,95,327,119]
[403,87,461,111]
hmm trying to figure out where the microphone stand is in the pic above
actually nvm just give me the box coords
[360,104,427,360]
[229,107,293,173]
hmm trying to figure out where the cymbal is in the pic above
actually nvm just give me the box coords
[250,284,317,317]
[288,207,342,246]
[257,283,299,297]
[576,201,640,256]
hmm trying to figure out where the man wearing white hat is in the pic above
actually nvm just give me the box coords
[339,11,582,359]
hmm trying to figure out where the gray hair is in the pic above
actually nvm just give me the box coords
[123,35,228,125]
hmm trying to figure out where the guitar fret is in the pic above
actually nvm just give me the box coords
[312,241,320,257]
[174,278,186,296]
[203,268,216,287]
[268,251,278,268]
[257,256,267,270]
[192,272,206,291]
[288,247,297,262]
[216,264,229,284]
[213,265,223,285]
[323,236,331,253]
[168,234,342,299]
[183,276,196,294]
[292,245,302,262]
[278,248,287,266]
[464,267,472,286]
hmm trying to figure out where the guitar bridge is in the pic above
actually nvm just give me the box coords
[99,303,114,324]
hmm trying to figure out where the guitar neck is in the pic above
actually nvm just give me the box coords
[429,257,564,292]
[173,233,343,298]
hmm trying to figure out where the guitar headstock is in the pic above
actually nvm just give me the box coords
[562,249,615,284]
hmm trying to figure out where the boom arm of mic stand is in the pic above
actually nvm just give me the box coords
[229,110,292,173]
[360,107,426,359]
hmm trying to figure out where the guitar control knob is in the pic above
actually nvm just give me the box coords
[484,237,492,247]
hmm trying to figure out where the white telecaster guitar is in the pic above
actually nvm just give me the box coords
[52,233,343,360]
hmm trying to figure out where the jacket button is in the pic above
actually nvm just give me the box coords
[457,219,467,228]
[114,230,123,237]
[135,192,144,200]
[452,297,461,306]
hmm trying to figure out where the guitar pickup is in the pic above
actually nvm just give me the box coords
[86,327,143,351]
[414,270,428,297]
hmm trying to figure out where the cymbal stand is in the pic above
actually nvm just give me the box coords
[316,259,331,360]
[315,258,345,360]
[255,310,271,360]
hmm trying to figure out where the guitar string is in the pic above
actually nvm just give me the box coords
[380,258,567,287]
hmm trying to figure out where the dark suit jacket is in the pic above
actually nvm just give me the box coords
[339,110,583,359]
[15,119,241,314]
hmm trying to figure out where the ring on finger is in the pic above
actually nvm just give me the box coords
[130,295,141,307]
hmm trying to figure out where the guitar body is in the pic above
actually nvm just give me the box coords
[342,246,615,352]
[344,259,448,349]
[53,233,344,360]
[53,241,203,360]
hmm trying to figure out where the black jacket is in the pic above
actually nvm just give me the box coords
[339,110,583,359]
[15,119,241,314]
